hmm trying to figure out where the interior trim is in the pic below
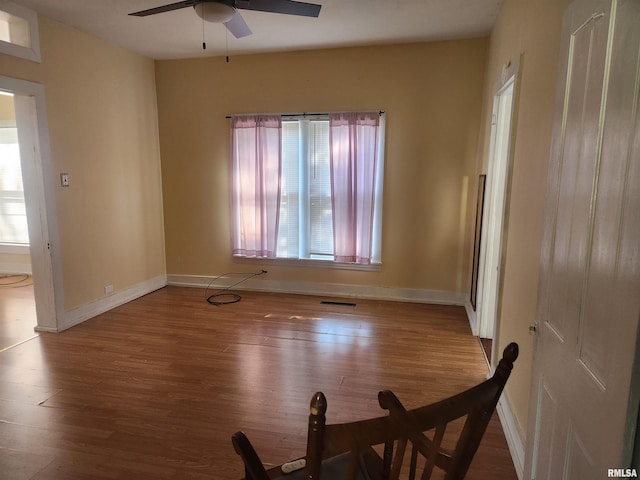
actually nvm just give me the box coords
[167,273,466,306]
[497,393,525,479]
[39,275,167,333]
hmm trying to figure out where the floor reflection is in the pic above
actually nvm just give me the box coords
[0,274,37,351]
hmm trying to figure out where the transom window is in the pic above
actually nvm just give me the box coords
[0,9,30,47]
[0,1,40,62]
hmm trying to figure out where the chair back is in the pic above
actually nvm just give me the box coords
[233,342,519,480]
[376,342,519,480]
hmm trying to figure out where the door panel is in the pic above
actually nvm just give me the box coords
[546,4,609,344]
[533,380,559,480]
[567,427,595,480]
[525,0,640,477]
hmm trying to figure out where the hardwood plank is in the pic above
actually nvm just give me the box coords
[0,287,516,479]
[0,275,38,351]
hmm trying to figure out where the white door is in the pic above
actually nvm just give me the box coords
[524,0,640,478]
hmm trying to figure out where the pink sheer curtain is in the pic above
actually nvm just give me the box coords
[230,116,282,258]
[329,112,381,264]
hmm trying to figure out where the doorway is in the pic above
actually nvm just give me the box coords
[0,75,57,334]
[475,58,519,367]
[0,90,36,349]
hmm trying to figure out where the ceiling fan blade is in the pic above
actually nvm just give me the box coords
[224,10,252,38]
[129,0,196,17]
[236,0,321,17]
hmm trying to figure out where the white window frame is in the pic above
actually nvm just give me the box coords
[0,0,40,62]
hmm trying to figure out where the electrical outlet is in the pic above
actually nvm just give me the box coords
[104,284,114,295]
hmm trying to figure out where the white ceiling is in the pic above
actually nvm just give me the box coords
[8,0,503,60]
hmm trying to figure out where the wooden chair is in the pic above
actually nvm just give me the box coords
[232,342,518,480]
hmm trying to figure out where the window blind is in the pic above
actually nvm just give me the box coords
[307,120,332,258]
[278,119,333,260]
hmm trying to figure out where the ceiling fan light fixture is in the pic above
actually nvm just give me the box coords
[194,1,236,23]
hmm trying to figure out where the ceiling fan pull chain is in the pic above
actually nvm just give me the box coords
[226,28,230,63]
[202,11,207,50]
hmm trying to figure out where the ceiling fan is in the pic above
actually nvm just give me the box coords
[129,0,322,39]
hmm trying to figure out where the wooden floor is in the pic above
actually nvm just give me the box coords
[0,274,38,352]
[0,285,517,480]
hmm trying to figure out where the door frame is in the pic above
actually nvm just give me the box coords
[475,56,520,366]
[0,74,61,332]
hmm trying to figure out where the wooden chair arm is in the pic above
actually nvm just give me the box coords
[232,431,272,480]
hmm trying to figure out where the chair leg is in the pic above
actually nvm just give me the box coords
[409,446,418,480]
[382,440,394,480]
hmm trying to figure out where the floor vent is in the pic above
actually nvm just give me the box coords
[320,300,356,307]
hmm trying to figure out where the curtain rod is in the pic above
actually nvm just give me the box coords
[225,110,384,119]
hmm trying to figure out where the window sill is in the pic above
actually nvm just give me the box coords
[233,256,382,272]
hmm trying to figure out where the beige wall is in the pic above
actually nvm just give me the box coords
[156,39,487,294]
[0,93,15,124]
[0,17,166,311]
[477,0,572,440]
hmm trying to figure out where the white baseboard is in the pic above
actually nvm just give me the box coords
[46,275,167,333]
[167,274,466,306]
[497,393,525,480]
[0,263,32,275]
[464,299,478,336]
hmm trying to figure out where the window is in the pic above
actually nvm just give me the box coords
[230,112,385,265]
[0,124,29,245]
[0,1,40,62]
[279,117,333,260]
